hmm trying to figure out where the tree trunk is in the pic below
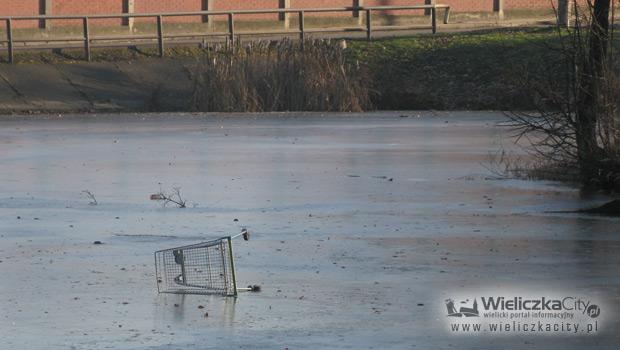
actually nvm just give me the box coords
[576,0,611,184]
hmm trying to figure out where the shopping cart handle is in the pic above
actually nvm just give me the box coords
[237,285,261,292]
[231,228,250,241]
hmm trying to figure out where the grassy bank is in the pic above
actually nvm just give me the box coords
[2,27,617,111]
[347,28,565,110]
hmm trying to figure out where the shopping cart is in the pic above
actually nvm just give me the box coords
[155,229,256,296]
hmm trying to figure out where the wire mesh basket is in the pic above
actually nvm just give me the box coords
[155,235,240,296]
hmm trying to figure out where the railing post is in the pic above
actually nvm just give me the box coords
[353,0,364,26]
[493,0,505,21]
[228,13,235,45]
[425,0,436,16]
[156,15,164,57]
[279,0,290,30]
[431,7,437,34]
[40,0,52,30]
[444,7,451,24]
[202,0,214,30]
[83,17,91,62]
[123,0,135,30]
[6,19,14,64]
[366,9,372,41]
[558,0,573,27]
[299,11,305,49]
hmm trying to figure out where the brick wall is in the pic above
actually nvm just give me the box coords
[3,0,41,28]
[215,1,281,20]
[505,0,554,10]
[2,0,40,16]
[52,0,122,14]
[290,0,352,17]
[2,0,560,28]
[53,0,121,27]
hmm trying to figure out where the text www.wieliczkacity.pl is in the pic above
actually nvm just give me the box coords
[449,321,599,334]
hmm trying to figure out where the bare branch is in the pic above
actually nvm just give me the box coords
[153,187,187,208]
[82,190,98,206]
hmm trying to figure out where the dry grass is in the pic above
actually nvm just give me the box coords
[483,149,580,182]
[191,39,372,112]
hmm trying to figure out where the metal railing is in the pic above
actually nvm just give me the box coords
[0,5,451,63]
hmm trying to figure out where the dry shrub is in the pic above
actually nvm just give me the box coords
[507,3,620,190]
[484,149,580,182]
[191,39,372,112]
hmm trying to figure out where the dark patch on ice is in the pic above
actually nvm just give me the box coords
[112,233,180,242]
[580,200,620,216]
[545,200,620,217]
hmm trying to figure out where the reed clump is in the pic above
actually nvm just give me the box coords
[191,39,372,112]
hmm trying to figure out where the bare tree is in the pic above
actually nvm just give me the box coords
[154,187,187,208]
[575,0,613,182]
[508,1,619,189]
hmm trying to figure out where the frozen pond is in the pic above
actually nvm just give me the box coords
[0,112,619,349]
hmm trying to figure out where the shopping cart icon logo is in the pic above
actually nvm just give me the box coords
[445,298,479,317]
